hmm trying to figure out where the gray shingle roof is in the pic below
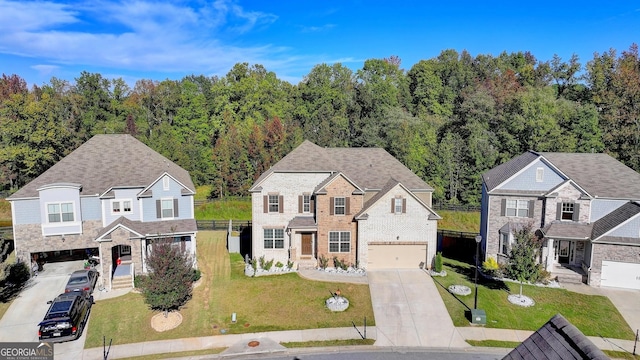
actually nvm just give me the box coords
[591,201,640,240]
[541,222,594,240]
[503,314,608,360]
[540,152,640,199]
[8,134,195,199]
[483,152,540,192]
[484,151,640,199]
[251,140,432,191]
[96,217,197,239]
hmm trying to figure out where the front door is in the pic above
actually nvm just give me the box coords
[558,240,571,264]
[301,234,312,256]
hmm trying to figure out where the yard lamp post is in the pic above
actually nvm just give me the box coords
[474,235,482,310]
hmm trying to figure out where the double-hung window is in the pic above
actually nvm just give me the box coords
[161,199,174,218]
[268,195,279,213]
[499,233,510,255]
[47,203,74,223]
[334,197,345,215]
[394,198,403,214]
[264,228,284,249]
[112,200,132,214]
[329,231,350,252]
[505,200,529,217]
[561,202,574,220]
[303,195,311,213]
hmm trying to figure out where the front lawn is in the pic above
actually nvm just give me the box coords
[85,231,374,348]
[434,258,635,340]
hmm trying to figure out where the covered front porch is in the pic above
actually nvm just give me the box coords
[287,216,318,270]
[540,222,592,285]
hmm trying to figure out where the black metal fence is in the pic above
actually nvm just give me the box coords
[196,220,251,232]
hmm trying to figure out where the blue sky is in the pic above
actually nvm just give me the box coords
[1,0,639,87]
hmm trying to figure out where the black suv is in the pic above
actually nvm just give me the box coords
[38,293,92,342]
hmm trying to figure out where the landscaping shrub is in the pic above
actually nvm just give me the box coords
[191,268,202,282]
[263,258,274,271]
[142,239,194,313]
[319,255,329,269]
[275,261,284,268]
[333,257,348,271]
[287,260,294,270]
[482,257,500,277]
[134,274,149,289]
[435,252,443,273]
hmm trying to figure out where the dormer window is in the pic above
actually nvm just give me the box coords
[112,200,132,214]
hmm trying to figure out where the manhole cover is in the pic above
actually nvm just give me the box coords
[248,340,260,347]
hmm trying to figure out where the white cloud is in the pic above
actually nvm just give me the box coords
[0,0,285,77]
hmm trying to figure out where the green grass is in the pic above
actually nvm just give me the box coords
[195,198,251,220]
[195,185,212,201]
[438,210,480,233]
[603,350,640,359]
[116,348,225,360]
[282,339,376,348]
[434,258,635,340]
[85,231,374,348]
[466,339,520,348]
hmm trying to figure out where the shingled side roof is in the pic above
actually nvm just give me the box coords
[251,140,432,191]
[503,314,608,360]
[8,134,195,199]
[540,152,640,199]
[591,201,640,240]
[482,151,540,192]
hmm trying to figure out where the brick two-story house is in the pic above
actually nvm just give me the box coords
[7,134,198,289]
[249,140,440,270]
[480,151,640,290]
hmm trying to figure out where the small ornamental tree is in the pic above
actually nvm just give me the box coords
[435,252,443,273]
[143,239,194,315]
[505,224,543,297]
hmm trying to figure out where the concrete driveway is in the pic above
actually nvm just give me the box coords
[0,260,88,359]
[600,287,640,335]
[367,269,469,348]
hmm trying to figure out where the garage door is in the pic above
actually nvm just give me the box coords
[367,243,426,270]
[601,261,640,290]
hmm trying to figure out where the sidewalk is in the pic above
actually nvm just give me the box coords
[82,269,640,359]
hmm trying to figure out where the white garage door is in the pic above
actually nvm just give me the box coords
[367,243,426,270]
[601,261,640,290]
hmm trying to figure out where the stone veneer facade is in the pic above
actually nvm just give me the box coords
[14,220,103,263]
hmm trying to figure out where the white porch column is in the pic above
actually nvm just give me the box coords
[545,238,554,272]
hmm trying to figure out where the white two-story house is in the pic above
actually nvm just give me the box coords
[7,134,198,289]
[249,140,441,270]
[480,151,640,290]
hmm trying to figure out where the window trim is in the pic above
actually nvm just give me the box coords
[328,231,350,253]
[161,198,175,219]
[263,228,285,249]
[302,194,311,213]
[268,195,280,213]
[334,197,346,215]
[499,232,510,255]
[505,199,530,218]
[111,199,133,215]
[46,202,75,224]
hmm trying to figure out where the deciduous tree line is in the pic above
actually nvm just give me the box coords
[1,45,639,205]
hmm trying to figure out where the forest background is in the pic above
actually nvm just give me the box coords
[1,45,639,205]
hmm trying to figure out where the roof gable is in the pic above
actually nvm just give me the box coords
[8,134,195,200]
[592,201,640,240]
[250,140,432,191]
[540,152,640,199]
[483,151,540,192]
[355,178,440,220]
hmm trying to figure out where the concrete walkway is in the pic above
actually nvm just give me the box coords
[368,269,468,348]
[80,269,640,359]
